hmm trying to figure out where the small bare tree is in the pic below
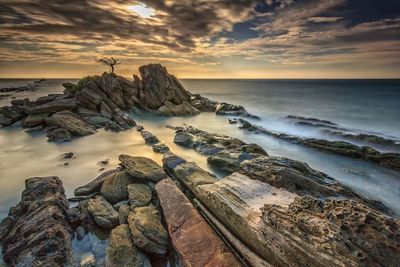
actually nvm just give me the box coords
[97,57,121,74]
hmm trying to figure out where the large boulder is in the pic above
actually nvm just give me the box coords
[138,64,191,109]
[106,224,151,267]
[158,101,200,116]
[128,206,169,254]
[46,111,95,136]
[24,98,77,115]
[127,183,152,208]
[87,196,119,229]
[156,178,242,267]
[1,177,73,266]
[75,169,119,196]
[101,170,134,204]
[119,155,166,182]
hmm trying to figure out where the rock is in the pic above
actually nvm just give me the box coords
[86,196,119,229]
[105,120,125,132]
[174,132,194,147]
[138,64,191,109]
[113,200,129,211]
[118,204,131,224]
[152,143,170,154]
[0,113,13,126]
[165,161,216,195]
[106,224,151,267]
[127,183,152,208]
[128,206,169,254]
[47,128,72,142]
[101,170,134,204]
[190,94,217,112]
[228,118,238,124]
[75,169,119,196]
[46,111,95,136]
[100,101,113,119]
[98,159,109,165]
[136,125,144,131]
[25,98,77,115]
[215,102,246,116]
[76,226,86,240]
[21,113,48,128]
[83,116,111,128]
[80,253,96,267]
[2,176,73,266]
[156,178,242,267]
[0,216,13,241]
[119,155,166,182]
[141,130,159,144]
[162,152,187,175]
[63,152,74,159]
[158,101,200,116]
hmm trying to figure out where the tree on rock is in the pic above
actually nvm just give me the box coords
[97,57,121,74]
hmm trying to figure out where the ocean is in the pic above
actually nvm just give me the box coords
[0,78,399,221]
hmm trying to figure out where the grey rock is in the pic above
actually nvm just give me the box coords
[100,170,134,204]
[75,169,119,196]
[86,196,119,229]
[127,183,152,208]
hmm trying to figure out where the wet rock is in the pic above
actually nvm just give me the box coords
[152,143,170,154]
[75,169,119,196]
[158,100,200,116]
[0,113,13,126]
[80,253,96,267]
[228,118,238,124]
[141,130,159,144]
[46,111,95,136]
[127,183,152,208]
[189,94,217,112]
[215,102,259,118]
[86,196,119,229]
[21,113,48,128]
[0,216,13,241]
[47,128,72,142]
[101,170,134,204]
[118,204,131,224]
[162,152,187,174]
[113,200,129,211]
[76,226,86,240]
[156,178,242,267]
[128,206,169,254]
[2,176,73,266]
[136,125,144,131]
[174,132,194,147]
[105,120,125,132]
[83,116,111,128]
[24,98,77,115]
[119,155,166,182]
[138,63,191,109]
[63,152,74,159]
[106,224,151,267]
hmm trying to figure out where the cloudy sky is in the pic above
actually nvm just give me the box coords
[0,0,399,78]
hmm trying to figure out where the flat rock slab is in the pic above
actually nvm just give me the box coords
[87,196,119,229]
[128,206,168,255]
[156,178,242,267]
[1,176,73,266]
[106,224,151,267]
[119,155,166,182]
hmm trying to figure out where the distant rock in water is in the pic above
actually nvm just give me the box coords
[0,64,256,141]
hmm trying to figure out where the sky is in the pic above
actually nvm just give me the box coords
[0,0,399,78]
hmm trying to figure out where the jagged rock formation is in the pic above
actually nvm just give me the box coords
[1,177,73,266]
[0,64,256,142]
[163,151,400,267]
[238,118,400,171]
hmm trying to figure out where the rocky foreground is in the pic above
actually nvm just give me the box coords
[1,127,399,266]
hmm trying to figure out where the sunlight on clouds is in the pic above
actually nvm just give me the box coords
[127,3,155,18]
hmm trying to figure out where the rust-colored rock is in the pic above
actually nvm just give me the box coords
[155,178,243,267]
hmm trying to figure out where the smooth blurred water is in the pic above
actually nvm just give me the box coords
[0,79,399,220]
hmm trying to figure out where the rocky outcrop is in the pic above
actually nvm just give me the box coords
[138,63,191,109]
[215,102,259,119]
[86,196,119,229]
[1,176,73,266]
[164,152,400,267]
[106,224,151,267]
[46,111,96,136]
[156,178,243,267]
[238,119,400,171]
[119,155,166,182]
[158,100,200,116]
[127,206,169,255]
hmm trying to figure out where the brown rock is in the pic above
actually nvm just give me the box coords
[156,178,242,267]
[119,155,166,182]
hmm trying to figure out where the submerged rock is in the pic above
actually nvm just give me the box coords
[119,155,166,182]
[2,176,73,266]
[87,196,119,229]
[156,178,242,267]
[106,224,151,267]
[128,206,169,255]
